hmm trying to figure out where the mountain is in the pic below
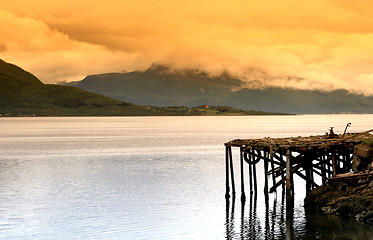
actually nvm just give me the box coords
[69,65,242,108]
[0,59,282,116]
[71,65,373,114]
[0,59,145,116]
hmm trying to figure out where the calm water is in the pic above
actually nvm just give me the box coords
[0,115,373,239]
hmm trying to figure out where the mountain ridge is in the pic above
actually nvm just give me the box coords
[70,65,373,114]
[0,59,283,116]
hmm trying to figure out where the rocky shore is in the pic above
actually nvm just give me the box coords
[304,141,373,222]
[304,177,373,222]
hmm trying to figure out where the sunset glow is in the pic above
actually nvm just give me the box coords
[1,0,373,94]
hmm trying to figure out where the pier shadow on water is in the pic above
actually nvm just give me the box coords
[225,191,373,240]
[225,191,289,240]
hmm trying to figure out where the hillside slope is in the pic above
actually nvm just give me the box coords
[0,59,155,116]
[72,65,373,114]
[0,60,283,116]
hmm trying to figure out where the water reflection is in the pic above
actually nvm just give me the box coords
[225,192,298,240]
[225,197,235,239]
[225,190,373,240]
[2,116,373,239]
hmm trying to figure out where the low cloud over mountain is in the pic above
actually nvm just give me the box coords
[69,65,373,114]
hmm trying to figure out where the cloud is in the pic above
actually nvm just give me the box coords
[0,10,150,83]
[353,74,373,95]
[1,1,373,95]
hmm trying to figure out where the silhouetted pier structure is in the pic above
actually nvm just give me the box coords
[224,129,373,206]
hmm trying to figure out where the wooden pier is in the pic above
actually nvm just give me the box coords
[224,129,373,206]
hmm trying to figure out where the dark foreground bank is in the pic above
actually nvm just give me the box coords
[305,179,373,222]
[305,141,373,223]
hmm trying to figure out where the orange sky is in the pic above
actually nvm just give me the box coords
[1,0,373,94]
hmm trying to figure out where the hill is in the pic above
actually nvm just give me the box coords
[71,65,373,114]
[0,60,283,116]
[0,59,145,116]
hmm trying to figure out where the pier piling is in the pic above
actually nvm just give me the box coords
[240,147,246,202]
[228,146,236,198]
[286,149,293,205]
[225,145,230,199]
[264,151,269,202]
[224,130,373,210]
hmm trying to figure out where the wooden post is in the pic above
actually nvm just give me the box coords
[286,149,293,205]
[341,149,346,172]
[332,150,337,177]
[252,149,258,193]
[228,146,236,197]
[321,154,326,184]
[305,155,311,194]
[290,173,294,199]
[248,152,253,195]
[335,150,340,174]
[225,145,230,199]
[323,151,331,178]
[307,152,316,192]
[264,151,269,202]
[280,153,285,190]
[346,149,353,170]
[310,157,314,190]
[270,147,277,193]
[327,152,332,178]
[240,147,246,202]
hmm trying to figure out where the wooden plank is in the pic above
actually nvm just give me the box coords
[328,172,373,181]
[270,163,302,193]
[317,129,373,149]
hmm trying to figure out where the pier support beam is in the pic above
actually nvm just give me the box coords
[228,146,236,198]
[225,145,230,199]
[251,149,258,194]
[263,151,269,202]
[286,149,293,206]
[332,150,337,177]
[270,147,277,193]
[224,131,371,213]
[321,154,326,184]
[240,147,246,202]
[305,158,311,194]
[247,152,253,195]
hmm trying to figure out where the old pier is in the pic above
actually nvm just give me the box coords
[224,129,373,206]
